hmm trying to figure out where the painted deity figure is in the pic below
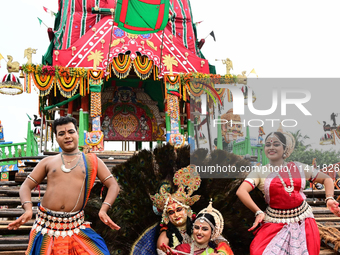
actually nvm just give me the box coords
[237,131,340,255]
[102,115,111,138]
[92,116,101,131]
[140,115,149,139]
[221,108,243,143]
[151,166,200,254]
[86,132,103,151]
[258,126,265,144]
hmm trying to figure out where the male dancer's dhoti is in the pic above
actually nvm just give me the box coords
[26,205,110,255]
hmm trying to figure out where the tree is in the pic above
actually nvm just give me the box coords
[288,130,340,166]
[289,130,311,149]
[289,146,340,166]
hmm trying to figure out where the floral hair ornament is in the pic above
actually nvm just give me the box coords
[281,132,295,159]
[150,165,201,224]
[195,199,224,240]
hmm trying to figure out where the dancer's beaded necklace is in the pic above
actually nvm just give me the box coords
[271,162,294,196]
[61,152,81,173]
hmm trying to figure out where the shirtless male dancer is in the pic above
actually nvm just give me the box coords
[8,116,120,255]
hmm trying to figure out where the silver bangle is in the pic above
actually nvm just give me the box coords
[255,210,264,217]
[21,201,33,208]
[102,174,113,183]
[103,202,112,208]
[325,196,335,203]
[27,175,38,184]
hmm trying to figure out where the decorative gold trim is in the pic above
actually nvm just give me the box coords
[129,223,158,255]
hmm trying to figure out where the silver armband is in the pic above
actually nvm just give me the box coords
[102,174,113,183]
[27,175,38,184]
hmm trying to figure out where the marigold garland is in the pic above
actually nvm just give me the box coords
[90,92,102,117]
[23,63,237,102]
[180,73,237,102]
[26,74,31,93]
[23,64,88,97]
[168,94,179,120]
[59,76,80,89]
[164,74,181,100]
[187,80,204,98]
[88,70,104,80]
[58,66,70,77]
[79,78,84,96]
[111,54,132,79]
[23,73,27,93]
[153,65,159,81]
[182,84,187,101]
[105,63,112,81]
[31,73,54,90]
[164,74,180,85]
[56,78,80,98]
[133,56,153,80]
[30,73,54,96]
[22,64,88,79]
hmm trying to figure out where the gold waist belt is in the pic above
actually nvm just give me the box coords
[264,200,313,224]
[32,208,85,238]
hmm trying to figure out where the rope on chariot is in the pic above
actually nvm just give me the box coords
[317,222,340,251]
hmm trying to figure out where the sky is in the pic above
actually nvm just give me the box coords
[0,0,57,144]
[0,0,339,152]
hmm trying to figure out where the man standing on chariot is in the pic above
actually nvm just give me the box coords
[8,116,120,255]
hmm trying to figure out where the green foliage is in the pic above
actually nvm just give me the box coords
[290,130,311,149]
[289,146,340,166]
[17,148,25,157]
[289,130,340,166]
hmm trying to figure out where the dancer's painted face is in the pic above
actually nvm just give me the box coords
[193,221,212,245]
[166,202,187,227]
[56,123,79,153]
[265,135,284,161]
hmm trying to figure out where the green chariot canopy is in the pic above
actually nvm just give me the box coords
[115,0,170,34]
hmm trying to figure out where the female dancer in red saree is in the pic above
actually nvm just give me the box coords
[237,131,340,255]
